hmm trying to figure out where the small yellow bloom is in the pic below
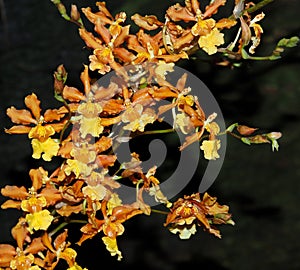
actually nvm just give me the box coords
[169,223,197,240]
[25,209,54,233]
[107,193,122,215]
[59,247,77,266]
[79,117,103,138]
[65,159,93,178]
[10,253,35,270]
[77,101,102,118]
[122,105,156,132]
[175,113,194,134]
[198,28,224,55]
[70,144,97,164]
[200,139,221,160]
[21,196,47,212]
[102,236,123,261]
[31,137,60,161]
[205,121,220,135]
[28,124,55,142]
[82,184,106,201]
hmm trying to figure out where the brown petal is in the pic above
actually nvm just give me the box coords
[95,21,111,44]
[63,85,85,102]
[44,109,66,122]
[127,35,147,53]
[80,65,91,96]
[11,217,29,248]
[1,199,21,209]
[0,244,16,267]
[56,204,83,217]
[24,93,41,120]
[29,168,43,191]
[166,3,196,22]
[100,115,122,126]
[112,203,143,223]
[24,237,46,255]
[131,14,163,31]
[113,47,135,63]
[179,128,204,151]
[96,155,117,168]
[94,136,113,153]
[40,185,63,206]
[5,125,32,134]
[53,230,68,250]
[82,7,112,25]
[216,18,237,29]
[114,25,130,47]
[202,0,226,19]
[1,185,29,200]
[6,107,37,125]
[95,2,114,20]
[79,28,102,50]
[101,99,125,115]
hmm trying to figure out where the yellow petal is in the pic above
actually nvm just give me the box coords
[82,184,106,201]
[31,138,60,161]
[198,28,224,55]
[200,139,221,160]
[25,210,54,233]
[102,236,123,261]
[79,117,103,138]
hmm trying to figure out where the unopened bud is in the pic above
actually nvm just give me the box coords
[240,17,251,46]
[267,132,282,140]
[54,64,68,94]
[71,5,80,21]
[237,125,257,136]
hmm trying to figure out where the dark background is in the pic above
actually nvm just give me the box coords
[0,0,300,269]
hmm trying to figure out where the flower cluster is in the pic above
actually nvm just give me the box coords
[0,0,297,269]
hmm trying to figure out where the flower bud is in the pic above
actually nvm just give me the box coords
[71,4,80,21]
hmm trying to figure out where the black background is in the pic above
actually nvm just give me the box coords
[1,0,300,269]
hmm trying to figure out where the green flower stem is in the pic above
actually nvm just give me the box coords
[246,0,274,14]
[229,0,274,20]
[49,219,87,237]
[151,208,169,215]
[142,128,175,135]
